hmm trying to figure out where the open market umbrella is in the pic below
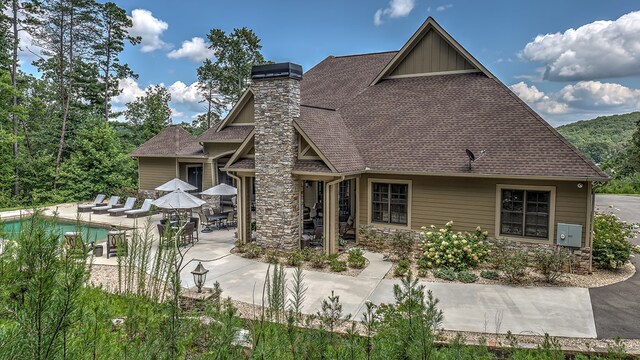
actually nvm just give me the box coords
[152,189,206,210]
[155,178,197,192]
[200,183,237,196]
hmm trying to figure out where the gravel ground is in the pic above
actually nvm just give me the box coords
[384,261,636,288]
[227,298,639,355]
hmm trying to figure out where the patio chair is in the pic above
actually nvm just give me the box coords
[198,212,215,233]
[189,217,199,242]
[77,194,106,213]
[108,197,136,216]
[64,232,93,256]
[182,222,195,246]
[106,230,127,258]
[92,196,121,214]
[125,199,153,218]
[224,211,236,230]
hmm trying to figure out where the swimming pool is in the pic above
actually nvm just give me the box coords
[1,218,115,243]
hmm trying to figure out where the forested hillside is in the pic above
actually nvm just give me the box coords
[0,1,266,209]
[556,112,639,164]
[557,112,640,194]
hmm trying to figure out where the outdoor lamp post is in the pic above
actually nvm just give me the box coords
[191,262,209,293]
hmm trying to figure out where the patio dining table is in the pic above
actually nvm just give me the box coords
[207,211,230,230]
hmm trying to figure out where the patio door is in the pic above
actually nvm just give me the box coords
[186,165,203,192]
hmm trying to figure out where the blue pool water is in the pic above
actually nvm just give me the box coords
[1,218,113,243]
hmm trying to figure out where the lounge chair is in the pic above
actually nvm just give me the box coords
[92,196,121,214]
[77,194,106,213]
[108,197,137,216]
[106,230,127,258]
[125,199,153,218]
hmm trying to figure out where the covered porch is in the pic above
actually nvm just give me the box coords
[232,171,358,254]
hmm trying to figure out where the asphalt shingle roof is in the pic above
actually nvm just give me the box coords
[198,123,253,143]
[291,53,607,180]
[129,125,205,158]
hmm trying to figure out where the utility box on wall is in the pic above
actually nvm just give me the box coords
[556,223,582,248]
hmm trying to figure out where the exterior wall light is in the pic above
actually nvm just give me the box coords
[577,183,584,189]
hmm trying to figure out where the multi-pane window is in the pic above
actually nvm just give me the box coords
[500,189,550,239]
[371,183,408,225]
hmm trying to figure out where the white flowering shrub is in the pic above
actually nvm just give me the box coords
[420,221,491,271]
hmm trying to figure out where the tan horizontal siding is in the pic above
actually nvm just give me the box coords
[138,157,176,191]
[203,143,240,159]
[203,161,213,189]
[359,174,589,246]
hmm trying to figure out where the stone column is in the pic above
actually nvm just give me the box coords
[252,64,302,251]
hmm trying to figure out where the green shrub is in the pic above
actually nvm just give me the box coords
[234,240,246,254]
[535,249,570,283]
[433,267,456,281]
[503,250,529,284]
[310,252,326,269]
[242,243,262,259]
[418,269,429,278]
[389,230,415,261]
[416,257,432,271]
[285,250,303,267]
[358,225,385,251]
[330,258,347,272]
[420,222,491,271]
[266,250,280,264]
[347,248,366,269]
[394,259,410,277]
[593,211,636,270]
[480,270,500,280]
[457,271,478,283]
[301,247,315,262]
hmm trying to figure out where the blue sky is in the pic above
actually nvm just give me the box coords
[19,0,640,126]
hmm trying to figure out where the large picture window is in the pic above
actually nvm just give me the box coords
[371,182,408,225]
[500,189,551,239]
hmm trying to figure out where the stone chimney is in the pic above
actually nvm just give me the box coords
[251,63,303,250]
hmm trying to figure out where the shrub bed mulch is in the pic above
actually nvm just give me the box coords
[384,261,636,288]
[230,247,370,277]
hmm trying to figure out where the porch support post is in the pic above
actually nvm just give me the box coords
[324,179,340,254]
[230,173,252,244]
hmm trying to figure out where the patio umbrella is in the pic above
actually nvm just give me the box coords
[152,189,206,210]
[155,178,197,192]
[200,183,237,196]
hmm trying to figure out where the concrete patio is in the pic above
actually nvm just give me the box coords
[0,202,602,339]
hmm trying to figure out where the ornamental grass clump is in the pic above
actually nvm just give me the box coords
[420,221,491,271]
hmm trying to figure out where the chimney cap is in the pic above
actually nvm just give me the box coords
[251,62,302,81]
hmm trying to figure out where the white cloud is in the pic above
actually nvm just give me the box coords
[436,4,453,11]
[168,81,201,105]
[170,107,185,119]
[558,81,640,110]
[374,0,415,26]
[128,9,169,53]
[510,82,569,114]
[510,80,640,117]
[167,37,215,62]
[520,11,640,81]
[112,78,146,104]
